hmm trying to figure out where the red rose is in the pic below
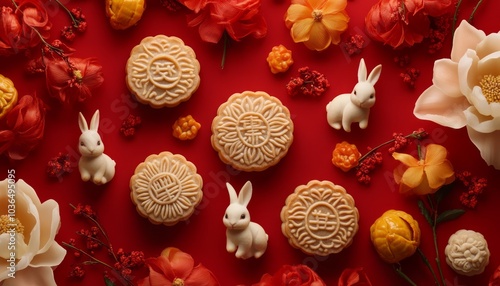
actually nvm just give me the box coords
[253,265,326,286]
[338,267,372,286]
[365,0,428,48]
[0,95,45,160]
[0,0,51,55]
[45,57,104,103]
[180,0,267,43]
[490,265,500,286]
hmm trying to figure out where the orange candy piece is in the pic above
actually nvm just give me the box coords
[266,45,293,74]
[172,115,201,140]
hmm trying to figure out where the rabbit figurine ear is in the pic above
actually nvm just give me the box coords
[357,58,367,82]
[78,112,88,132]
[367,64,382,86]
[226,182,238,204]
[89,110,100,131]
[238,181,252,207]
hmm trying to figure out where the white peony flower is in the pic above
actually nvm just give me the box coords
[0,179,66,285]
[414,20,500,169]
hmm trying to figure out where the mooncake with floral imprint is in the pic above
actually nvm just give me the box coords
[130,151,203,226]
[281,180,359,256]
[211,91,294,171]
[126,35,200,108]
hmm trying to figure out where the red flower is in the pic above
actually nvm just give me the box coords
[490,265,500,286]
[0,94,45,160]
[180,0,267,43]
[364,0,452,49]
[253,264,326,286]
[137,247,220,286]
[0,0,52,55]
[338,267,372,286]
[45,57,104,103]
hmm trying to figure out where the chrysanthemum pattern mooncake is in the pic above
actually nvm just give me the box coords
[130,151,203,226]
[281,180,359,256]
[211,91,294,172]
[126,35,200,108]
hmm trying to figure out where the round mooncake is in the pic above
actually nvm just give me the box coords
[130,151,203,226]
[126,35,200,108]
[211,91,294,172]
[281,180,359,256]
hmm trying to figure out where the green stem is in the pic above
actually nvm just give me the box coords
[468,0,484,23]
[417,247,441,286]
[358,130,427,163]
[393,265,417,286]
[221,32,228,69]
[53,0,80,27]
[70,204,118,262]
[452,0,463,34]
[430,201,447,286]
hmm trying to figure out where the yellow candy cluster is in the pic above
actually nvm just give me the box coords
[172,115,201,140]
[0,74,18,120]
[105,0,146,30]
[370,210,421,263]
[266,45,293,74]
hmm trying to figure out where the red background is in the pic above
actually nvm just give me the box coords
[1,0,499,285]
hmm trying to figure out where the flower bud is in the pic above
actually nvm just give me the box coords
[105,0,146,30]
[370,210,420,263]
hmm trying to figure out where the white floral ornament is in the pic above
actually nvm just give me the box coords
[414,20,500,169]
[444,229,490,276]
[0,179,66,285]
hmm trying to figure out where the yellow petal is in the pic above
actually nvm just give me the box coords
[424,144,449,165]
[285,4,312,23]
[290,18,315,42]
[400,166,425,188]
[424,160,455,189]
[322,13,349,33]
[393,152,419,167]
[323,0,347,14]
[304,22,331,50]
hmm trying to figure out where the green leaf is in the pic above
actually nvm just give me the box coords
[418,200,433,226]
[436,209,466,225]
[104,276,115,286]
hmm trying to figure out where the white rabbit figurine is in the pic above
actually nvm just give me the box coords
[326,58,382,132]
[78,110,116,185]
[223,181,268,259]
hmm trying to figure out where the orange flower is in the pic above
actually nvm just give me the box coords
[393,144,455,195]
[332,141,361,172]
[284,0,349,51]
[137,247,219,286]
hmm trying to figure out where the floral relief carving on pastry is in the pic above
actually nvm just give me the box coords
[445,229,490,276]
[281,180,359,256]
[127,35,200,107]
[130,152,203,226]
[212,91,294,171]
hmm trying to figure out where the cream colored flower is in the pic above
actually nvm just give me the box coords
[414,20,500,169]
[0,179,66,285]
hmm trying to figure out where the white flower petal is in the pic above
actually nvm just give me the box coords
[465,106,500,133]
[469,86,492,116]
[467,126,500,169]
[477,51,500,75]
[476,33,500,59]
[2,266,57,286]
[414,85,469,128]
[458,49,478,97]
[29,241,66,268]
[432,59,462,97]
[451,20,485,62]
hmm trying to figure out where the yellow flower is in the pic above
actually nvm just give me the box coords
[284,0,349,51]
[393,144,455,196]
[370,210,421,264]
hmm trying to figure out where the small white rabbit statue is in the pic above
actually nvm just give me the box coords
[326,58,382,132]
[223,181,268,259]
[78,110,116,185]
